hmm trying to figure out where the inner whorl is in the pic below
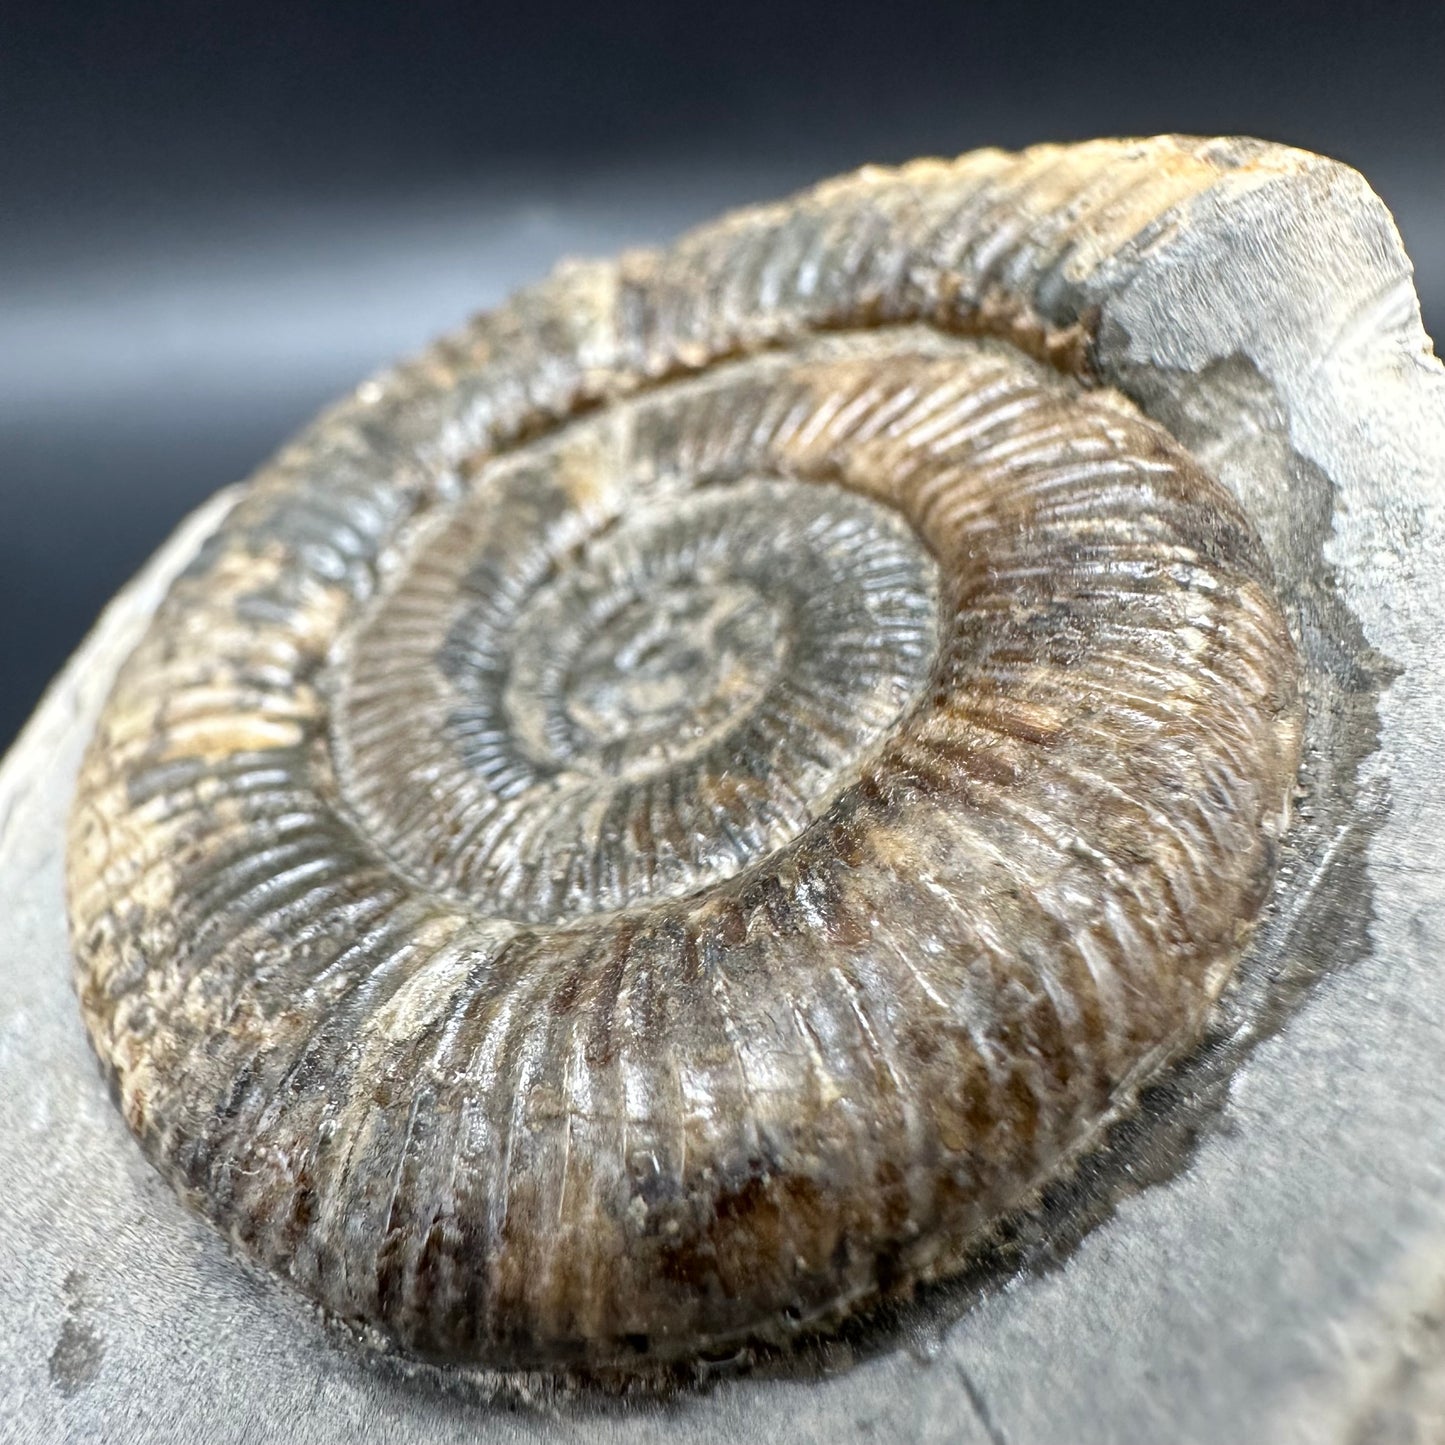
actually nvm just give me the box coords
[68,185,1304,1369]
[333,447,942,923]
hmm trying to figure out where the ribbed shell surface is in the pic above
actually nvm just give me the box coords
[67,138,1304,1371]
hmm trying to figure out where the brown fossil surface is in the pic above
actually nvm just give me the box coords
[66,139,1304,1371]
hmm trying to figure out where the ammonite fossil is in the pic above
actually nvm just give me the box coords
[67,137,1308,1372]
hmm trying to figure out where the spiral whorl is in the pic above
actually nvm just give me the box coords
[68,138,1304,1371]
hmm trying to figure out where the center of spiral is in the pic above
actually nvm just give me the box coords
[504,558,787,777]
[333,440,943,923]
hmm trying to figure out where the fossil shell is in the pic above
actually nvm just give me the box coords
[67,138,1305,1372]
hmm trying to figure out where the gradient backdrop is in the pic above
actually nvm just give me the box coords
[4,0,1442,748]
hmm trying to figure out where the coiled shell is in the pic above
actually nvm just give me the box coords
[67,139,1304,1371]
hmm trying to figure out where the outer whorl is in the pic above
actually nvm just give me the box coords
[67,138,1304,1372]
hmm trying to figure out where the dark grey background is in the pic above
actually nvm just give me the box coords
[4,0,1442,749]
